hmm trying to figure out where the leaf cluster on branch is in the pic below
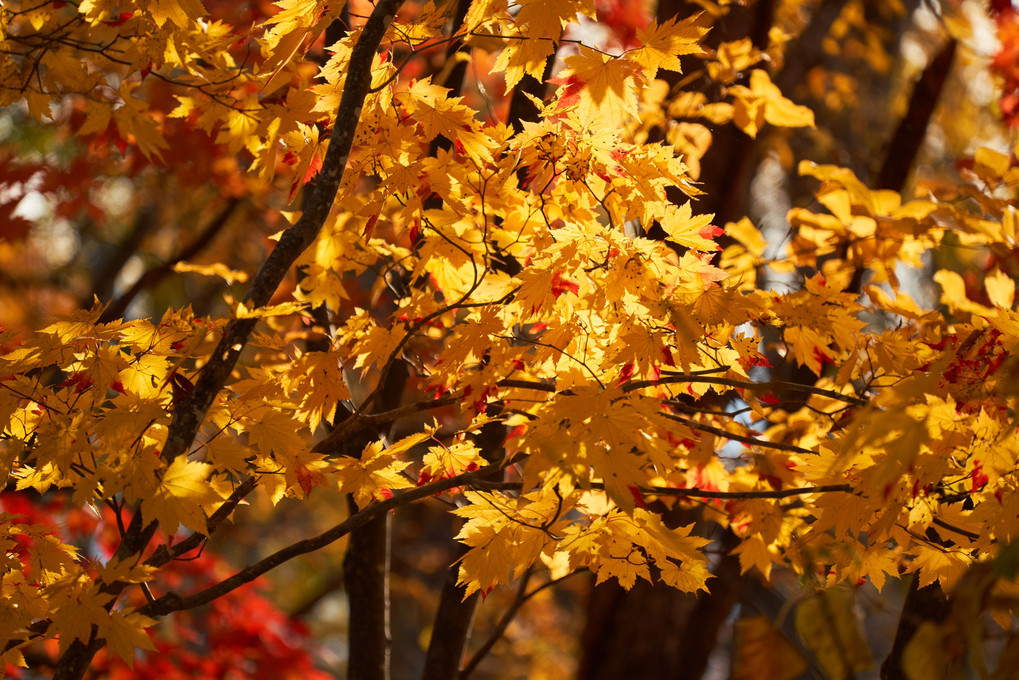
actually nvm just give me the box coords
[2,0,1019,677]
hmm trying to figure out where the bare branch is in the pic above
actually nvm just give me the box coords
[660,412,816,455]
[470,479,853,500]
[496,375,868,407]
[138,469,483,617]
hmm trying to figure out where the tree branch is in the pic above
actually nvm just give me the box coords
[459,571,580,679]
[52,3,406,677]
[313,390,464,457]
[144,476,259,570]
[495,375,867,406]
[98,198,241,323]
[137,469,483,618]
[660,411,816,455]
[470,479,853,500]
[628,375,869,406]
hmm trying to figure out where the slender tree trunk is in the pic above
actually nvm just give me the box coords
[346,504,394,680]
[880,575,950,680]
[51,636,101,680]
[421,405,507,680]
[577,577,700,679]
[421,553,481,680]
[577,514,740,680]
[875,39,957,191]
[344,361,408,680]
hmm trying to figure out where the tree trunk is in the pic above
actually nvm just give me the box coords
[346,503,393,680]
[421,551,480,680]
[880,575,950,680]
[344,360,408,680]
[419,399,511,679]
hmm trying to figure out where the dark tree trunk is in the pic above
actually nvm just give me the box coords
[420,406,508,680]
[346,503,394,680]
[880,576,950,680]
[344,361,409,680]
[875,39,957,191]
[421,551,481,680]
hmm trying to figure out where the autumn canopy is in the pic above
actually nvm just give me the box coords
[2,0,1019,678]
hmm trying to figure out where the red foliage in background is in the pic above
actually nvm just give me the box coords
[1,493,331,680]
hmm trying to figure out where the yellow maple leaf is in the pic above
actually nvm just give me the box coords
[421,441,485,479]
[911,544,971,589]
[242,408,308,461]
[659,201,718,251]
[288,351,351,432]
[494,36,557,93]
[455,489,570,596]
[336,440,414,509]
[562,46,641,124]
[627,15,708,81]
[50,581,111,653]
[514,0,595,40]
[144,459,221,534]
[401,79,491,162]
[731,535,775,579]
[104,610,158,666]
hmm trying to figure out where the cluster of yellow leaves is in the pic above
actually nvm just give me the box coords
[0,506,158,668]
[0,306,224,516]
[8,0,1019,664]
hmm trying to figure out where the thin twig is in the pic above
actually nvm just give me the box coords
[460,571,581,679]
[138,468,485,617]
[470,479,854,500]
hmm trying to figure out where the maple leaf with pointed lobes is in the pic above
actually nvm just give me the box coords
[626,15,709,81]
[455,489,573,596]
[288,350,351,432]
[420,441,485,482]
[560,46,642,124]
[660,202,718,251]
[515,0,596,40]
[401,79,493,162]
[105,610,158,666]
[334,431,431,509]
[911,544,972,589]
[494,34,557,93]
[732,535,775,580]
[141,459,221,534]
[335,441,414,509]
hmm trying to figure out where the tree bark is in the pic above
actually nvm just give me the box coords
[421,551,481,680]
[421,406,506,680]
[344,360,409,680]
[880,575,950,680]
[576,513,741,680]
[345,502,394,680]
[875,39,957,191]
